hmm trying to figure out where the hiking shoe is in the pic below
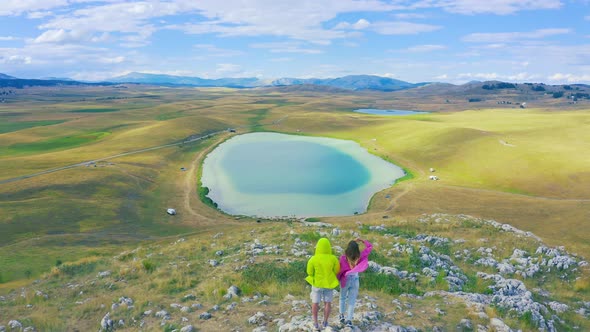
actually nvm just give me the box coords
[314,322,321,331]
[345,320,353,328]
[339,314,345,325]
[322,320,329,329]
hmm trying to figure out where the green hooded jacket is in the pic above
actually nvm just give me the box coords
[305,238,340,289]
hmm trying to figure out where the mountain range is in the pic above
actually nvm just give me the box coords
[108,72,422,91]
[1,72,587,94]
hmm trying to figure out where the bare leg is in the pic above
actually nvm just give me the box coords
[324,302,331,324]
[312,303,319,326]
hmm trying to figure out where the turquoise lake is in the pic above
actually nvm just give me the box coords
[200,132,405,218]
[354,108,429,116]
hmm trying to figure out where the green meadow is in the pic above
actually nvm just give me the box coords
[2,131,110,156]
[1,84,589,286]
[0,120,66,134]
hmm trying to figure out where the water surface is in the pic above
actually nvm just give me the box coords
[201,132,405,217]
[354,108,429,116]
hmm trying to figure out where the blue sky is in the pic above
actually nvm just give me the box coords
[0,0,588,83]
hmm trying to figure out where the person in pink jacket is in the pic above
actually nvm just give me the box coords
[337,238,373,328]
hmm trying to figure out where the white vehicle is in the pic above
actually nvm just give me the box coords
[166,208,176,215]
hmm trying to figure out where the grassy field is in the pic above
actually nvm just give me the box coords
[1,84,589,287]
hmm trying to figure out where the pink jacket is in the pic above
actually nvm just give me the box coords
[337,240,373,288]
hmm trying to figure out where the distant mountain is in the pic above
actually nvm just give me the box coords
[261,84,351,94]
[41,76,74,81]
[0,76,112,88]
[109,72,266,88]
[272,75,416,91]
[108,73,419,91]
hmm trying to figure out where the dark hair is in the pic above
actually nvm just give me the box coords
[345,241,360,262]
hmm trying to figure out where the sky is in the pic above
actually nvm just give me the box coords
[0,0,589,84]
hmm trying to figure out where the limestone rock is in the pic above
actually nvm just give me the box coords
[182,294,197,301]
[100,313,114,331]
[224,285,241,299]
[180,325,195,332]
[155,310,170,319]
[8,320,22,330]
[489,318,511,332]
[548,301,569,313]
[248,311,266,324]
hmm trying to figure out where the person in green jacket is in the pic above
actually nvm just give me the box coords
[305,237,340,331]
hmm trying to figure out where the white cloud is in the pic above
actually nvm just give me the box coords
[334,19,441,35]
[434,74,448,79]
[480,43,508,49]
[463,28,571,43]
[0,55,32,65]
[394,13,427,19]
[270,57,293,62]
[548,73,590,83]
[0,36,19,41]
[33,29,91,44]
[250,42,323,54]
[405,44,447,52]
[0,0,68,16]
[458,72,499,80]
[194,44,244,57]
[369,21,442,35]
[373,72,399,78]
[430,0,562,15]
[27,11,54,19]
[334,18,370,30]
[215,63,242,75]
[98,56,125,64]
[167,0,398,44]
[455,71,540,82]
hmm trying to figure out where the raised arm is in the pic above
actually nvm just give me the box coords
[359,239,373,262]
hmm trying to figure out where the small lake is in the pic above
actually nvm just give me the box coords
[200,132,405,218]
[354,109,429,116]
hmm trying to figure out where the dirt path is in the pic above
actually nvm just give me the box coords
[181,135,229,223]
[387,183,414,211]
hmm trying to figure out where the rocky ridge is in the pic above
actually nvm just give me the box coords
[0,214,588,331]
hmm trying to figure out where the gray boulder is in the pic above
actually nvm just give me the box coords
[223,285,241,299]
[248,311,266,324]
[180,325,195,332]
[7,321,22,330]
[100,313,114,331]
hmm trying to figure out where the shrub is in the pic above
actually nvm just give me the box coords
[296,231,322,243]
[242,261,306,294]
[552,91,564,98]
[360,225,416,238]
[52,257,99,277]
[198,185,218,209]
[368,250,391,266]
[462,273,493,294]
[142,260,156,273]
[362,271,421,296]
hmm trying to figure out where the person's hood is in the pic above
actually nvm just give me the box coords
[314,238,332,255]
